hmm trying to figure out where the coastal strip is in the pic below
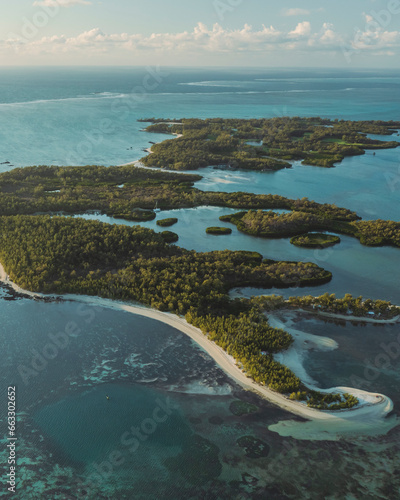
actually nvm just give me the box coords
[0,262,397,440]
[314,309,400,324]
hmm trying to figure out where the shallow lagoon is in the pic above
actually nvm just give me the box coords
[77,208,400,304]
[2,292,400,499]
[1,67,400,498]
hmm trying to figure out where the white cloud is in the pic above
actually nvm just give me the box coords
[2,22,399,62]
[351,14,400,52]
[289,22,311,37]
[283,8,311,17]
[33,0,92,7]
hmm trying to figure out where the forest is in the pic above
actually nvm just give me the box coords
[3,117,398,410]
[141,117,400,170]
[220,210,400,248]
[290,233,340,248]
[252,293,400,320]
[0,214,357,404]
[0,165,359,222]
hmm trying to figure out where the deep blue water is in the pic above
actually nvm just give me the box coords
[0,67,400,499]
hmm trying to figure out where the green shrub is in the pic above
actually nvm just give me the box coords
[156,217,178,227]
[206,226,232,235]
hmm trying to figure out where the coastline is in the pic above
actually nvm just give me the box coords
[1,261,397,439]
[314,309,400,324]
[118,133,183,168]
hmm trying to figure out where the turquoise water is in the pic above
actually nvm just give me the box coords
[33,383,190,465]
[281,312,400,407]
[1,67,400,498]
[191,145,400,222]
[0,295,294,498]
[77,210,400,303]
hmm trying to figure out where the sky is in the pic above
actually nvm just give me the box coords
[0,0,400,67]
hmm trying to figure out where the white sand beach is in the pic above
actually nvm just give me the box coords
[0,262,397,440]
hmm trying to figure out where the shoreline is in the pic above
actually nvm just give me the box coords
[268,311,399,440]
[118,132,183,169]
[0,261,397,439]
[314,309,400,324]
[266,305,400,325]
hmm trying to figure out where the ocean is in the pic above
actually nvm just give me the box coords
[0,67,400,499]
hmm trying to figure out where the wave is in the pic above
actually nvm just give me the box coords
[255,76,400,81]
[0,92,127,107]
[153,88,359,96]
[179,80,246,87]
[0,87,368,107]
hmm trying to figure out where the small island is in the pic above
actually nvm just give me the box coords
[220,210,400,248]
[290,233,341,248]
[113,209,156,222]
[206,227,232,235]
[156,217,178,227]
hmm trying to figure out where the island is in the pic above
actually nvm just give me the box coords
[140,117,400,170]
[0,164,360,219]
[156,217,179,227]
[220,210,400,248]
[290,233,341,248]
[0,118,399,416]
[206,227,232,235]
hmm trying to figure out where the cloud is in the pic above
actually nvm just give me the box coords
[283,8,311,17]
[33,0,92,7]
[289,22,311,37]
[348,14,400,52]
[2,22,399,62]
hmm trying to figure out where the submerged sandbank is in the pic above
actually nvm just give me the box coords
[0,262,397,440]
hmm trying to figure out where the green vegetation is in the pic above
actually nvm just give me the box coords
[290,233,341,248]
[0,165,360,222]
[253,293,400,320]
[140,117,400,170]
[156,217,178,227]
[113,209,156,222]
[221,210,400,248]
[7,118,398,411]
[288,293,400,320]
[354,219,400,247]
[304,391,359,410]
[206,226,232,235]
[186,310,301,393]
[236,436,270,458]
[0,215,335,395]
[160,230,179,243]
[288,389,358,410]
[229,400,259,416]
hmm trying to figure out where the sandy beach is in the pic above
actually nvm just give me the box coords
[118,133,182,168]
[0,261,397,440]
